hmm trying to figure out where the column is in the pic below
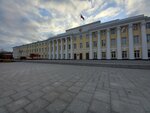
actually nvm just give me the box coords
[106,29,111,59]
[128,23,134,59]
[89,32,93,59]
[141,21,148,59]
[52,40,54,59]
[117,26,122,59]
[48,40,51,59]
[65,38,68,59]
[70,36,73,59]
[61,38,63,59]
[56,39,59,59]
[97,30,101,59]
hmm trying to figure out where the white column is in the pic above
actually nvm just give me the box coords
[128,23,134,59]
[97,31,101,59]
[52,40,54,59]
[141,21,148,59]
[48,40,51,59]
[117,26,122,59]
[70,36,73,59]
[61,38,63,59]
[65,38,68,59]
[56,39,59,59]
[89,32,93,59]
[106,29,111,59]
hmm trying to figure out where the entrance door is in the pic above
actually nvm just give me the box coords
[74,54,76,60]
[86,53,89,60]
[80,53,82,60]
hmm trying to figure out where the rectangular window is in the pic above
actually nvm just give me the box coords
[133,24,138,30]
[93,41,97,47]
[102,52,106,59]
[111,28,116,34]
[111,39,116,46]
[93,52,97,59]
[63,54,65,59]
[147,34,150,42]
[74,43,76,49]
[121,37,127,46]
[146,22,150,29]
[148,50,150,58]
[92,31,97,38]
[134,50,140,59]
[102,40,106,47]
[86,42,89,48]
[134,35,140,44]
[122,51,127,59]
[111,51,116,59]
[101,30,106,35]
[68,44,71,49]
[68,53,71,59]
[59,54,61,59]
[63,45,65,50]
[80,43,83,48]
[80,34,82,39]
[86,34,89,38]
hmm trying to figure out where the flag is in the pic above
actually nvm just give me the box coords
[80,14,85,20]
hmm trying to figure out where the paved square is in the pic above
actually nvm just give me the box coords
[0,62,150,113]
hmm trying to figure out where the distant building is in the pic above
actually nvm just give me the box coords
[13,15,150,60]
[0,52,13,59]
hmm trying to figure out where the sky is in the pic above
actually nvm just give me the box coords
[0,0,150,51]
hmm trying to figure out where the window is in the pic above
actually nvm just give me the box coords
[102,52,106,59]
[80,43,83,48]
[122,51,127,59]
[68,44,71,49]
[133,24,138,30]
[92,32,97,38]
[101,30,106,35]
[59,54,61,59]
[74,43,76,49]
[111,39,116,46]
[86,42,89,48]
[148,50,150,58]
[63,45,65,50]
[111,28,116,34]
[93,52,97,59]
[93,41,97,47]
[146,22,150,29]
[147,34,150,43]
[111,51,116,59]
[80,34,82,39]
[74,36,76,41]
[86,34,89,38]
[68,53,71,59]
[134,50,140,59]
[121,37,127,46]
[63,54,65,59]
[102,40,106,47]
[134,35,140,44]
[121,26,127,33]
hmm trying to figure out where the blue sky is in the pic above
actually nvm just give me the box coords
[0,0,150,51]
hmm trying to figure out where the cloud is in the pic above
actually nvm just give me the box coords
[0,0,150,51]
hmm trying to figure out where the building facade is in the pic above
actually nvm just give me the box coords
[13,15,150,60]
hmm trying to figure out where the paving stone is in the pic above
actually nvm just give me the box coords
[76,91,92,103]
[89,99,110,113]
[15,109,27,113]
[67,99,89,113]
[25,98,49,113]
[0,90,16,98]
[0,97,12,107]
[6,98,30,112]
[59,91,76,103]
[42,86,55,93]
[42,91,59,103]
[11,90,30,100]
[68,86,81,93]
[111,99,145,113]
[46,99,68,113]
[27,91,44,101]
[93,91,110,103]
[0,107,9,113]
